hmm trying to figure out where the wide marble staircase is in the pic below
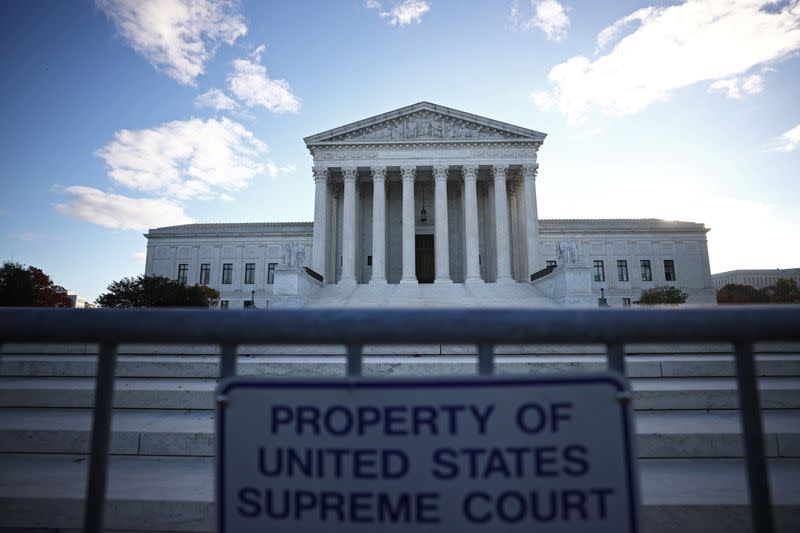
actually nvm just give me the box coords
[1,342,799,532]
[304,281,559,308]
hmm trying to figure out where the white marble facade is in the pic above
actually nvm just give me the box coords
[305,102,547,286]
[143,102,716,307]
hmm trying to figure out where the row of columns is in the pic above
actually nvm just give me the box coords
[311,164,540,284]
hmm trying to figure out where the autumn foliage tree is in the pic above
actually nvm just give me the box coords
[0,262,73,307]
[96,275,220,308]
[716,283,770,304]
[717,278,800,304]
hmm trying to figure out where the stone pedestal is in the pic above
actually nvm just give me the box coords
[531,265,596,306]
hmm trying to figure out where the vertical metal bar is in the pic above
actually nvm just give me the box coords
[607,342,627,376]
[734,342,774,533]
[83,343,118,533]
[219,344,238,380]
[478,343,494,376]
[347,344,363,377]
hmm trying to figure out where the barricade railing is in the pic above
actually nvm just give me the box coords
[2,305,799,533]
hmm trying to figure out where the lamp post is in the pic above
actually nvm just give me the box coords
[250,290,256,309]
[599,287,609,307]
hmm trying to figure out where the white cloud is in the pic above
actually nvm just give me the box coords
[132,251,147,263]
[532,0,800,122]
[512,0,570,42]
[228,46,300,113]
[594,6,657,52]
[366,0,382,8]
[708,73,764,99]
[266,161,297,178]
[771,123,800,152]
[54,186,193,231]
[379,0,430,26]
[94,117,268,200]
[194,88,238,111]
[96,0,247,86]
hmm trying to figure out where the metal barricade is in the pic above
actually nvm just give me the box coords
[2,305,799,533]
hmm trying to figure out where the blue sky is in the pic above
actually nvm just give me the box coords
[1,0,799,301]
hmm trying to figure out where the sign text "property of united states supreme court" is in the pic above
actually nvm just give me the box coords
[216,375,640,532]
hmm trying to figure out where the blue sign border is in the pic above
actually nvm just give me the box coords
[216,374,639,533]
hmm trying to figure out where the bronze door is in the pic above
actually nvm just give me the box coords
[415,234,435,283]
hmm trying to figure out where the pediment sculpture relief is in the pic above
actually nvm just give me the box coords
[329,112,517,142]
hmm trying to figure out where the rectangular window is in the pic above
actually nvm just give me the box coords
[267,262,277,284]
[367,255,372,266]
[199,264,210,285]
[664,259,676,281]
[546,260,557,268]
[177,264,188,285]
[641,260,652,282]
[617,260,629,282]
[222,263,232,284]
[220,300,229,309]
[244,300,254,309]
[244,263,256,284]
[622,298,631,307]
[593,260,605,282]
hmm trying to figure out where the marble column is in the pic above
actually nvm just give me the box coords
[522,164,541,276]
[433,165,452,283]
[462,165,482,283]
[310,166,328,279]
[492,164,513,283]
[508,179,520,281]
[400,165,417,284]
[340,167,358,285]
[370,166,387,284]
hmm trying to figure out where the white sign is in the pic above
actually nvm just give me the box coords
[216,375,639,533]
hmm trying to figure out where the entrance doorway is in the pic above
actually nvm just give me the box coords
[415,234,434,283]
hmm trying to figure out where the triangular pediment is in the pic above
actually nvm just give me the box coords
[304,102,546,145]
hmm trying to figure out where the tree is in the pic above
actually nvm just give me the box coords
[96,275,220,308]
[716,278,800,304]
[634,285,688,305]
[768,278,800,303]
[0,262,73,307]
[716,283,770,304]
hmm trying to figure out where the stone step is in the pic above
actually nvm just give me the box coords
[1,376,799,411]
[1,408,797,459]
[2,354,799,379]
[0,454,798,533]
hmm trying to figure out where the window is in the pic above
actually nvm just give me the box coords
[593,260,605,282]
[617,260,629,282]
[244,263,256,284]
[222,263,232,284]
[219,300,229,309]
[199,264,210,285]
[267,263,277,284]
[641,260,652,282]
[664,259,676,281]
[622,298,631,307]
[367,255,372,266]
[177,264,188,285]
[546,260,557,268]
[244,300,254,309]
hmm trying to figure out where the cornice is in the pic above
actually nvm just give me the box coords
[539,219,709,234]
[145,222,313,239]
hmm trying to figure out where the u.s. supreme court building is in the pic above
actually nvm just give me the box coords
[144,102,715,308]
